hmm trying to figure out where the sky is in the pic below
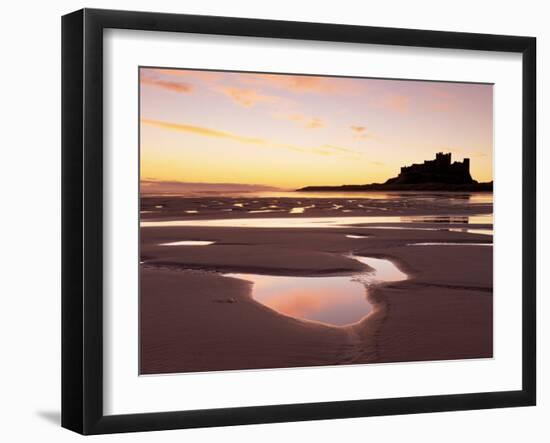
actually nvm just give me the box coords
[140,67,493,191]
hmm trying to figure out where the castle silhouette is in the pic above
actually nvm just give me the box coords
[298,151,491,191]
[384,152,475,185]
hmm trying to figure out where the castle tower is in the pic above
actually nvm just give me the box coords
[435,152,451,167]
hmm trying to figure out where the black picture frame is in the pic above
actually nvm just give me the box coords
[62,8,536,435]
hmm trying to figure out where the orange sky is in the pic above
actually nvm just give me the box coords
[140,68,493,190]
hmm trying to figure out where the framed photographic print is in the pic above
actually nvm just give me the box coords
[61,8,536,435]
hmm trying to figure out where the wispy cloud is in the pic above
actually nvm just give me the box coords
[143,68,358,95]
[140,76,193,94]
[142,119,265,145]
[311,145,362,160]
[350,125,372,140]
[146,68,223,82]
[277,113,325,129]
[142,119,359,158]
[217,87,279,107]
[321,144,357,154]
[238,73,359,95]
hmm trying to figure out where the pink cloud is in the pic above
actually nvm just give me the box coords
[237,73,358,95]
[140,76,193,94]
[142,68,365,98]
[145,68,223,82]
[217,87,279,107]
[350,125,373,140]
[379,94,410,113]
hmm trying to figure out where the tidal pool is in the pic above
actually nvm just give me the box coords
[225,255,407,326]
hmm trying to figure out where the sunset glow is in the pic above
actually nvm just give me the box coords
[140,68,493,191]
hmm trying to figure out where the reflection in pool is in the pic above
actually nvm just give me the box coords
[369,226,493,235]
[160,240,215,246]
[408,242,492,246]
[225,255,407,326]
[352,256,408,285]
[448,228,493,236]
[400,214,492,224]
[141,214,492,229]
[289,207,305,214]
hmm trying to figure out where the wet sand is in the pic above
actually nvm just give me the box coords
[140,193,493,374]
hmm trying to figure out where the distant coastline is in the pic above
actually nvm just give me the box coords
[297,182,493,192]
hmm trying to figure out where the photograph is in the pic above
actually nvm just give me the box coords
[139,67,494,375]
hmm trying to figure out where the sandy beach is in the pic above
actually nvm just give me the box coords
[139,192,493,374]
